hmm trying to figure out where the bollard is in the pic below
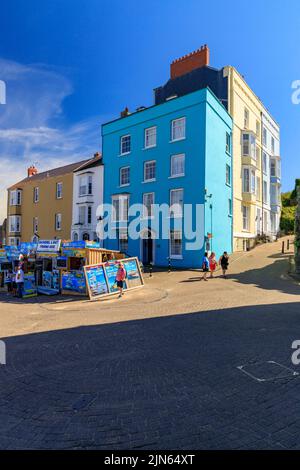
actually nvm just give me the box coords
[287,239,290,251]
[149,264,153,277]
[168,257,171,273]
[282,241,285,254]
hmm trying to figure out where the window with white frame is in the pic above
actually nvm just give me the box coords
[242,205,249,231]
[270,160,276,177]
[33,187,39,203]
[171,117,186,141]
[251,169,256,193]
[119,228,128,253]
[144,160,156,182]
[170,230,182,258]
[79,206,86,225]
[9,189,22,206]
[271,136,275,153]
[244,108,249,128]
[242,168,250,193]
[111,195,129,222]
[56,182,63,199]
[242,133,256,159]
[256,120,260,139]
[120,135,131,155]
[33,217,38,234]
[9,215,21,233]
[143,192,154,218]
[55,213,62,231]
[256,145,260,162]
[263,127,267,146]
[228,198,232,216]
[226,164,231,186]
[144,126,157,149]
[9,237,20,246]
[226,132,231,153]
[87,206,92,224]
[170,154,185,178]
[120,166,130,186]
[170,188,183,217]
[263,181,268,203]
[256,208,262,234]
[88,175,92,194]
[271,213,276,232]
[263,210,268,232]
[256,176,261,200]
[262,152,267,174]
[270,184,277,205]
[79,174,93,196]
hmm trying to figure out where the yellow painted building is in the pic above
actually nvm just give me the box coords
[224,66,280,251]
[7,160,89,245]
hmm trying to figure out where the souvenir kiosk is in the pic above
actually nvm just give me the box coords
[0,248,13,292]
[0,243,38,297]
[60,241,124,296]
[35,240,61,295]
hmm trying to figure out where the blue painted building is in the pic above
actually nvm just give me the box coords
[102,87,233,268]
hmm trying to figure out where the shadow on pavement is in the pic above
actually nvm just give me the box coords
[1,301,300,450]
[230,255,300,296]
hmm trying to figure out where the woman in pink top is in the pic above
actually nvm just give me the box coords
[116,262,126,297]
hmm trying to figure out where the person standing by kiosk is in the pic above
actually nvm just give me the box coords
[16,265,24,298]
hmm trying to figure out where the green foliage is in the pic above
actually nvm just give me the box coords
[280,186,298,234]
[280,205,296,234]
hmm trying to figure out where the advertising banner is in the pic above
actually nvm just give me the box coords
[61,271,86,294]
[84,257,144,301]
[37,239,61,253]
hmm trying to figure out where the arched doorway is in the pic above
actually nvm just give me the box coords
[140,228,155,265]
[83,233,90,241]
[73,232,79,241]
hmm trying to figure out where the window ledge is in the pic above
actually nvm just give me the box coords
[168,175,185,179]
[169,137,186,143]
[143,145,156,150]
[119,152,131,157]
[170,255,183,260]
[142,179,156,184]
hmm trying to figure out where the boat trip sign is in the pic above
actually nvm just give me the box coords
[37,240,61,253]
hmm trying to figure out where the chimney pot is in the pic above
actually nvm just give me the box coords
[27,165,38,178]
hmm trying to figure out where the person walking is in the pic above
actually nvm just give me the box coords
[201,252,210,281]
[208,252,217,278]
[116,262,126,298]
[219,251,229,278]
[15,265,24,298]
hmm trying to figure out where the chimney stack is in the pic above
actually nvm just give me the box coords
[170,45,210,79]
[27,165,38,178]
[93,152,101,159]
[120,107,130,118]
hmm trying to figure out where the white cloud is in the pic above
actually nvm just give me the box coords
[0,58,106,225]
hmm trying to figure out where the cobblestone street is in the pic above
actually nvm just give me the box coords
[0,238,300,449]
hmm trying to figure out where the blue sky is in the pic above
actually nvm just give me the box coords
[0,0,299,221]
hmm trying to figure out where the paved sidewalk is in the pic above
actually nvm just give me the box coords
[0,237,297,338]
[0,238,299,449]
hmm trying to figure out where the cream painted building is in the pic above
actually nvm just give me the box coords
[224,66,281,251]
[7,159,89,245]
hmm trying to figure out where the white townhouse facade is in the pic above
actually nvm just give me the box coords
[71,153,104,243]
[261,110,281,239]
